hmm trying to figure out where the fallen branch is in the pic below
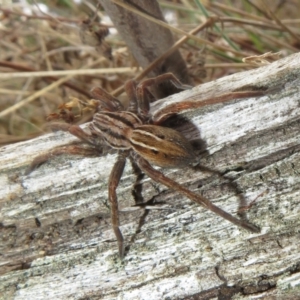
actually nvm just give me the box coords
[1,53,300,299]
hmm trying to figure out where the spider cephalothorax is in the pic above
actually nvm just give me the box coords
[28,73,260,258]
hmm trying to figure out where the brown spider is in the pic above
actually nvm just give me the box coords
[27,73,260,258]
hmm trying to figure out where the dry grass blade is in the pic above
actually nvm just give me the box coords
[110,0,249,57]
[0,57,114,119]
[0,67,135,79]
[260,0,300,44]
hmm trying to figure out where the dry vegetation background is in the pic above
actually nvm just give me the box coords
[0,0,300,146]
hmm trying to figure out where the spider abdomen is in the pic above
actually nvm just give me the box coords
[130,125,196,168]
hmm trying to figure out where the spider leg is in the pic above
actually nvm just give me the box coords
[109,151,128,258]
[129,157,145,205]
[91,86,124,112]
[135,154,260,233]
[26,123,103,175]
[136,73,193,116]
[26,143,100,175]
[124,80,138,114]
[153,90,270,125]
[238,189,269,213]
[49,122,97,146]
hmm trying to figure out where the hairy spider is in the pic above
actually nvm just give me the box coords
[27,73,260,258]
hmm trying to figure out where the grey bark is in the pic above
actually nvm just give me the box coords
[1,53,300,299]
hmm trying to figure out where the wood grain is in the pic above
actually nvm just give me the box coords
[1,53,300,299]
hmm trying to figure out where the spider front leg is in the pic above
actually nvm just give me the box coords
[124,80,138,114]
[26,123,101,174]
[135,154,260,233]
[136,73,193,116]
[108,151,129,259]
[91,86,124,112]
[50,123,97,146]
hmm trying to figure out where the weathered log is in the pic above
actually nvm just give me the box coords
[1,53,300,299]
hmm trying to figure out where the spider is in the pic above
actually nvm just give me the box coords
[27,73,260,258]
